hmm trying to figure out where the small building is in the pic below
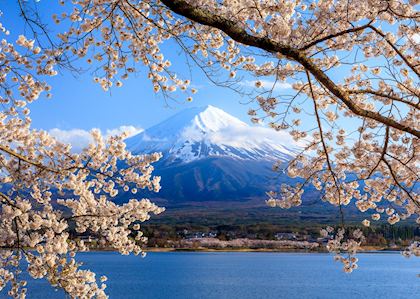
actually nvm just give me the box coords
[275,232,297,240]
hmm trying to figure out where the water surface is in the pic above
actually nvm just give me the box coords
[23,252,420,298]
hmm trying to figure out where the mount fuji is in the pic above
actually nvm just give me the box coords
[125,105,300,203]
[127,105,298,163]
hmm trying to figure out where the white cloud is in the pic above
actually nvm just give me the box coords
[49,128,93,152]
[175,119,305,157]
[105,125,143,138]
[241,79,292,91]
[206,124,305,153]
[49,125,143,152]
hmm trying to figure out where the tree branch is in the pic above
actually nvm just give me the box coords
[368,25,419,77]
[161,0,420,138]
[301,23,372,51]
[347,89,419,109]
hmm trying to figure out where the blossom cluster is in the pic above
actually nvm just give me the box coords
[0,113,164,297]
[0,15,164,297]
[320,227,365,273]
[402,241,420,258]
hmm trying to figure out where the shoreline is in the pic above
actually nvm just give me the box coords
[85,246,402,254]
[145,247,400,253]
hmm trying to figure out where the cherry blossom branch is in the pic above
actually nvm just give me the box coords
[160,0,420,138]
[347,89,419,110]
[300,22,373,51]
[0,145,59,173]
[365,126,390,179]
[306,70,345,226]
[367,25,419,77]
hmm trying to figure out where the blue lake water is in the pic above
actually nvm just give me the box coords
[19,252,420,298]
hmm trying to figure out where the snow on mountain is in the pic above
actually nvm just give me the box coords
[126,105,298,163]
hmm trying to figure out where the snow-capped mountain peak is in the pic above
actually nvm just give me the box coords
[188,105,247,132]
[126,105,298,163]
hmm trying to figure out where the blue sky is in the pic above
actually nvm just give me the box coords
[2,0,378,146]
[27,61,254,131]
[3,1,413,139]
[2,1,264,133]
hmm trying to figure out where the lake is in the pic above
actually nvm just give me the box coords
[21,252,419,298]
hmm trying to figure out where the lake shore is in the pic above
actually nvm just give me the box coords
[84,237,402,253]
[66,237,405,253]
[144,246,399,253]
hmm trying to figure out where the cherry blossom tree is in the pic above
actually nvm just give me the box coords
[0,11,164,297]
[1,0,419,297]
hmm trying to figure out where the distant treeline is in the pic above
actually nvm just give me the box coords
[142,223,420,248]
